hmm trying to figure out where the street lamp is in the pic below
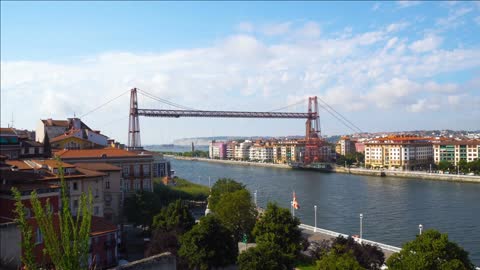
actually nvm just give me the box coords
[359,213,363,240]
[419,224,423,235]
[314,205,317,232]
[254,190,257,207]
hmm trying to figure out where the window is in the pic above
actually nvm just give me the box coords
[35,228,43,244]
[73,182,78,191]
[105,181,110,189]
[122,166,130,177]
[105,200,111,207]
[143,164,150,175]
[95,189,99,198]
[25,208,31,218]
[94,206,99,216]
[73,200,79,209]
[134,165,140,176]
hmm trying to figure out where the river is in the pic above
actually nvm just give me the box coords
[168,158,480,265]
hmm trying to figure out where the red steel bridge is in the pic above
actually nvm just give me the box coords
[127,88,324,164]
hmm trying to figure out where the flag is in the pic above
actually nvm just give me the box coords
[292,191,300,210]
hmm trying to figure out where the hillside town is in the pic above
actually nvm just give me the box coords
[0,118,173,269]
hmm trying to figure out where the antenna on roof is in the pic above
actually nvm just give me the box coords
[10,112,14,128]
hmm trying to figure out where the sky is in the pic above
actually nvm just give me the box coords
[1,1,480,144]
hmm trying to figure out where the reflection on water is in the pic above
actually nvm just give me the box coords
[169,158,480,265]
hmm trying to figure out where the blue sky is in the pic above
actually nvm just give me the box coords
[1,1,480,144]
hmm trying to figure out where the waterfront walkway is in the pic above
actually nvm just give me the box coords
[299,224,401,259]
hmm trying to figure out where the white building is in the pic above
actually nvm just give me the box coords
[234,141,252,160]
[433,140,480,165]
[249,146,274,162]
[365,136,433,170]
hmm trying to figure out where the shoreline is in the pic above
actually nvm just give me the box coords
[165,155,480,183]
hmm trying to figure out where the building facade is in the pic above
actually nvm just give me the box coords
[365,136,433,170]
[335,136,357,156]
[433,140,480,165]
[209,141,227,159]
[234,141,252,160]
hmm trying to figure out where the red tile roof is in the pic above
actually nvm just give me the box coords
[73,163,121,171]
[0,128,17,135]
[6,160,34,170]
[90,216,118,236]
[55,148,151,159]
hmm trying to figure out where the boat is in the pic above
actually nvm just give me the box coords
[289,162,333,172]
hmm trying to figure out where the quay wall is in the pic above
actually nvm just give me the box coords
[165,155,480,183]
[334,167,480,183]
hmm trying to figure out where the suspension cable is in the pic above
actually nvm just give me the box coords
[137,89,198,110]
[316,97,363,133]
[268,98,306,112]
[79,89,130,118]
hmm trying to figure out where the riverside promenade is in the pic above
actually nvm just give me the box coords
[165,155,480,183]
[299,224,401,259]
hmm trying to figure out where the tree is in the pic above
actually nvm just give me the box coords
[214,189,257,242]
[152,199,195,234]
[386,229,475,270]
[316,248,366,270]
[458,159,468,173]
[329,236,384,270]
[124,190,162,227]
[252,202,302,266]
[237,241,291,270]
[179,215,238,270]
[13,166,93,270]
[438,160,453,172]
[209,178,246,210]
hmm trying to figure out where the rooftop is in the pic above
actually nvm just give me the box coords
[90,216,118,236]
[55,148,152,159]
[73,162,121,171]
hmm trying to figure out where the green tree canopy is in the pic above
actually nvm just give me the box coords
[152,199,195,234]
[386,229,474,270]
[252,202,302,263]
[237,241,291,270]
[124,191,162,227]
[316,248,366,270]
[330,236,385,270]
[209,178,246,210]
[438,160,453,172]
[214,189,257,242]
[179,215,238,270]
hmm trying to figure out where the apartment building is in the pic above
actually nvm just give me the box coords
[433,140,480,165]
[365,136,433,170]
[248,145,274,162]
[54,148,154,194]
[234,141,252,160]
[273,141,305,164]
[0,169,118,269]
[226,142,237,159]
[74,163,123,224]
[209,141,227,159]
[335,136,357,156]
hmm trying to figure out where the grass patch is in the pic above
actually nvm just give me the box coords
[296,264,316,270]
[171,178,210,200]
[153,177,209,202]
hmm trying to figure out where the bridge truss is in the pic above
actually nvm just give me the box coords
[128,88,323,163]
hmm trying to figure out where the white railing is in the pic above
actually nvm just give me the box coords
[299,224,401,253]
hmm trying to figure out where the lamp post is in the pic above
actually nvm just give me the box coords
[419,224,423,235]
[254,190,257,207]
[359,213,363,240]
[314,205,317,232]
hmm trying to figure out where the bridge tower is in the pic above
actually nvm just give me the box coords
[128,88,142,150]
[304,97,322,164]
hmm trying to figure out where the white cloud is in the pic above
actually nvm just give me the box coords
[406,99,440,113]
[372,3,381,11]
[296,21,321,39]
[397,1,421,8]
[436,7,473,28]
[1,21,479,141]
[409,35,443,53]
[386,22,409,33]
